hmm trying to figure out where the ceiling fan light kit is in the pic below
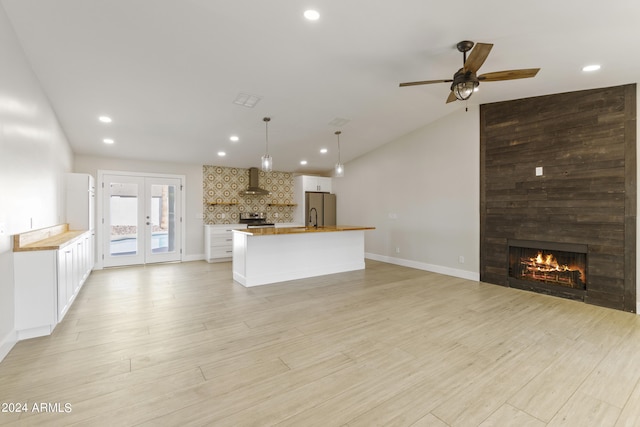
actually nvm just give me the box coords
[452,71,479,101]
[400,40,540,104]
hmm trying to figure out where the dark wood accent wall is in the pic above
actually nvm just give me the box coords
[480,84,636,312]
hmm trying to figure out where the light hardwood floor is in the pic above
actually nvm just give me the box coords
[1,260,640,426]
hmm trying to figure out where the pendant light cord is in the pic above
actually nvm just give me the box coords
[264,117,270,155]
[335,131,341,163]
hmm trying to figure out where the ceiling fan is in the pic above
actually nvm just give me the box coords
[399,41,540,103]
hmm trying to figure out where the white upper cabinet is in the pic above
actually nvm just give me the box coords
[299,175,332,193]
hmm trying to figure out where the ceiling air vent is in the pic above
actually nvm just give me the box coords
[233,93,262,108]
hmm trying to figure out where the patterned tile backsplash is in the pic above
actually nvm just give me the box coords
[203,165,295,224]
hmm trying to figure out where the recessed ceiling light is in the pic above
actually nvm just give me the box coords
[304,10,320,20]
[218,151,226,157]
[229,135,239,142]
[99,116,112,123]
[582,64,601,72]
[103,138,114,144]
[320,148,328,154]
[300,160,308,165]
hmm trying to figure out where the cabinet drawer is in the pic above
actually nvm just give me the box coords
[209,234,233,246]
[208,247,234,258]
[209,228,236,234]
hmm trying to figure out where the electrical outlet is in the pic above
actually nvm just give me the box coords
[395,247,400,254]
[0,223,5,236]
[459,255,465,264]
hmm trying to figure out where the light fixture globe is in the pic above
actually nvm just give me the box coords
[451,70,479,101]
[261,154,272,172]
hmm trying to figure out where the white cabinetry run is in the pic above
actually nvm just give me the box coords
[205,224,247,262]
[14,230,94,340]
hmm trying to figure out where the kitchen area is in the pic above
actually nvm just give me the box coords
[203,165,374,286]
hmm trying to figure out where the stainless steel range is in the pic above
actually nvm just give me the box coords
[239,212,275,229]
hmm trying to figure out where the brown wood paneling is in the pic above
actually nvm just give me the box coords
[480,84,636,312]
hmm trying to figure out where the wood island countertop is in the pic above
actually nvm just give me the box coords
[13,224,89,252]
[233,225,375,236]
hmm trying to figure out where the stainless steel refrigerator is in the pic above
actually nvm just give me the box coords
[305,192,336,227]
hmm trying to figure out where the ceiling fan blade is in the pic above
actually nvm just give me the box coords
[463,43,493,73]
[446,91,457,103]
[478,68,540,81]
[399,79,452,87]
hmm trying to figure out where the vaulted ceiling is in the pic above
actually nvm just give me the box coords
[2,0,638,173]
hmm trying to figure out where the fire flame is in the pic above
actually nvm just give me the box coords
[533,252,571,271]
[517,249,586,287]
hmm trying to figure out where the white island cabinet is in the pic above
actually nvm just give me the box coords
[232,225,374,287]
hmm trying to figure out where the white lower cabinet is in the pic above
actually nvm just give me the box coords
[14,230,94,340]
[205,224,247,262]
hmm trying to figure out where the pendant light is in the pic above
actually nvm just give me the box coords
[334,131,344,178]
[261,117,272,172]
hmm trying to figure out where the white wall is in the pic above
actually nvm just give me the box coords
[333,106,480,281]
[74,155,204,261]
[0,4,74,360]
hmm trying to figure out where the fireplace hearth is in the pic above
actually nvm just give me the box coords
[508,240,587,301]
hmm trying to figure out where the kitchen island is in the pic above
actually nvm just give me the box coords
[232,225,375,287]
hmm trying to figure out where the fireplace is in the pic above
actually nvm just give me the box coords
[508,240,587,301]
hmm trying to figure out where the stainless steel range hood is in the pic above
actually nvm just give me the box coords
[240,167,270,196]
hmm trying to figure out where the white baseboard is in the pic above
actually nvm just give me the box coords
[183,253,205,262]
[365,253,480,282]
[0,329,17,363]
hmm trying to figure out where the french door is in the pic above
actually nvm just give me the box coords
[102,174,182,267]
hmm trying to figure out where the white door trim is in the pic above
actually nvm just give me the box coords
[96,170,186,269]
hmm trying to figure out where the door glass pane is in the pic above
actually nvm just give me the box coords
[150,184,176,254]
[109,182,139,256]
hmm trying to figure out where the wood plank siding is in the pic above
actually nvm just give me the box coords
[480,84,636,312]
